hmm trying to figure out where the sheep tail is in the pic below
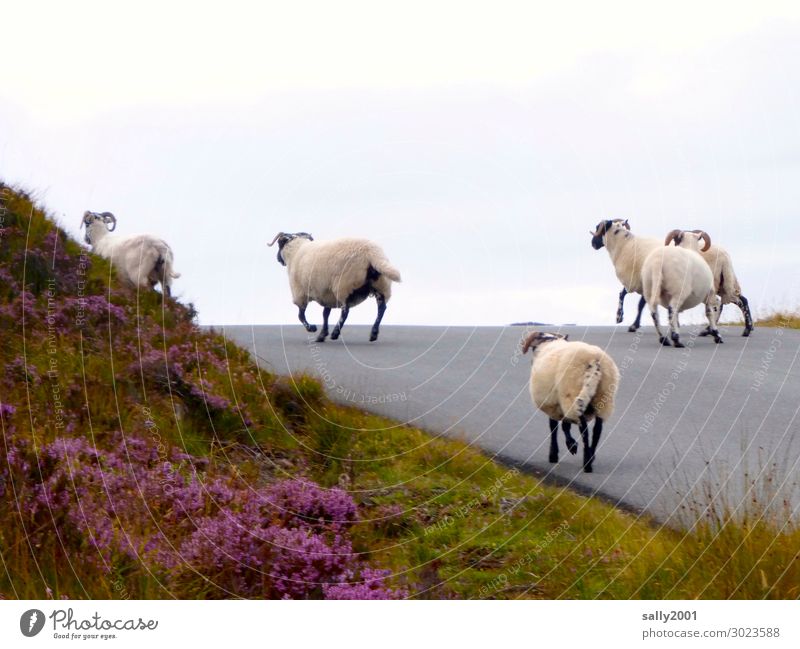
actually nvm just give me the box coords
[645,260,663,309]
[371,255,402,282]
[565,359,602,421]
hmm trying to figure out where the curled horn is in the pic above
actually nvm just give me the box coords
[664,229,682,246]
[101,212,116,232]
[521,332,566,355]
[691,229,712,252]
[521,332,540,355]
[267,232,285,247]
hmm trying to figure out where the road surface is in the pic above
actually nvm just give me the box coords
[220,323,800,524]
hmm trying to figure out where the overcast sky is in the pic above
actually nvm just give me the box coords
[2,1,799,327]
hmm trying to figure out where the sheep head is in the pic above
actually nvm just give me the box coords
[521,331,568,355]
[666,229,711,252]
[590,219,630,250]
[81,211,116,245]
[268,231,314,266]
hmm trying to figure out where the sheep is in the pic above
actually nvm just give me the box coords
[81,211,180,297]
[521,331,619,473]
[590,219,661,332]
[665,229,754,337]
[268,232,401,343]
[640,230,723,348]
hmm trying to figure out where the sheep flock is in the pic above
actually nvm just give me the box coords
[79,209,754,473]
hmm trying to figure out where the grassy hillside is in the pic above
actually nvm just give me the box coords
[1,182,798,599]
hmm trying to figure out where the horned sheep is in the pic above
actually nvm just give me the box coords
[665,229,754,337]
[81,211,180,297]
[521,332,619,473]
[590,219,661,332]
[640,230,723,348]
[269,232,401,343]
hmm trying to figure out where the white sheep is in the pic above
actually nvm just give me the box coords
[81,211,180,297]
[268,232,401,342]
[590,219,661,332]
[640,230,723,347]
[666,229,753,337]
[521,331,619,473]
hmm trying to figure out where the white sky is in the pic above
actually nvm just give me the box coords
[2,1,799,326]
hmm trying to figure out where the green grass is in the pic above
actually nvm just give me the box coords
[1,181,799,599]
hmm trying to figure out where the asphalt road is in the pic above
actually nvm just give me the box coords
[220,323,800,524]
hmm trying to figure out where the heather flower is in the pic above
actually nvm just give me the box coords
[0,403,16,421]
[323,568,407,600]
[264,478,358,531]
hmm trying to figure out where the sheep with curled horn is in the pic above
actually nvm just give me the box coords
[589,218,662,332]
[269,231,401,342]
[81,211,180,297]
[639,229,722,348]
[665,229,753,337]
[521,331,619,473]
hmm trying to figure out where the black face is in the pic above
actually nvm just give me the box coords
[276,232,314,266]
[276,236,290,265]
[591,220,612,250]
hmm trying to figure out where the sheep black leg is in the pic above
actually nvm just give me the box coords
[316,307,331,342]
[738,295,753,337]
[562,420,578,455]
[628,296,646,332]
[699,304,723,337]
[616,288,627,324]
[668,306,684,348]
[298,306,317,333]
[704,298,724,344]
[548,418,560,463]
[651,309,670,346]
[369,293,387,342]
[590,417,603,469]
[330,305,349,340]
[579,416,592,472]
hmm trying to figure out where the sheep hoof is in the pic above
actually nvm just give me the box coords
[616,312,624,324]
[742,330,752,337]
[627,325,639,333]
[307,325,318,332]
[672,338,685,348]
[659,336,671,346]
[698,328,711,337]
[548,453,558,463]
[583,465,594,473]
[714,336,724,344]
[369,333,379,342]
[315,334,327,343]
[330,330,340,340]
[566,440,578,455]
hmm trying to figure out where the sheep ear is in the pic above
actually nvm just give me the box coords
[563,334,569,341]
[622,219,630,230]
